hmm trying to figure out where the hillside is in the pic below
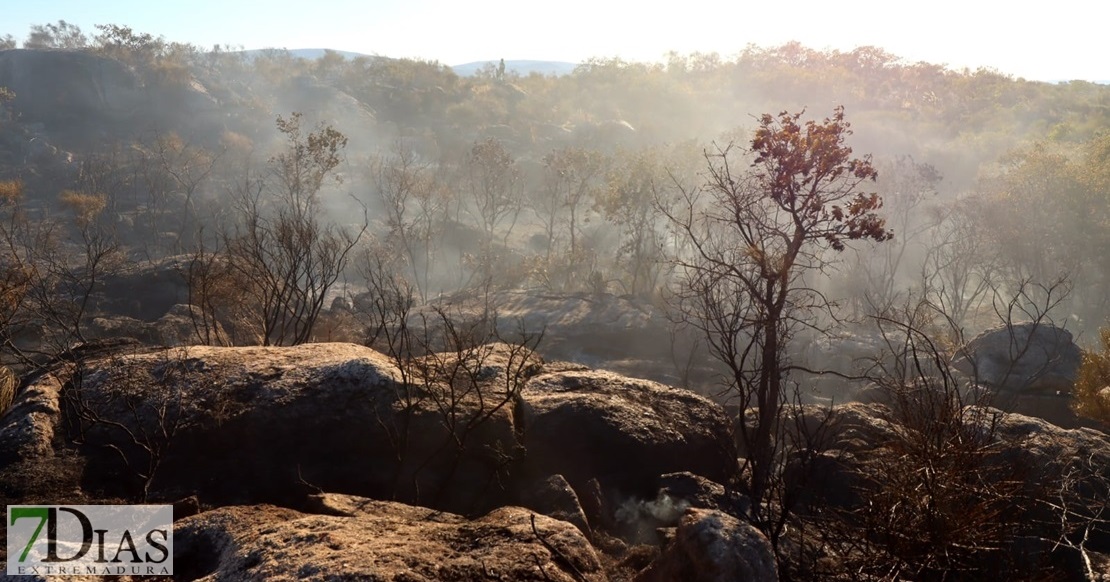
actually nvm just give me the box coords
[2,26,1110,580]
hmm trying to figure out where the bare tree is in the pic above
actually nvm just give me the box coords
[846,155,942,314]
[355,247,543,509]
[0,180,120,370]
[63,348,204,501]
[137,131,222,256]
[370,140,446,302]
[921,197,998,330]
[836,299,1038,579]
[597,147,671,298]
[217,113,364,346]
[532,146,606,290]
[465,137,523,246]
[666,107,891,518]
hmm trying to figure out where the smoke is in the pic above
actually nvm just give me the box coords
[614,492,690,544]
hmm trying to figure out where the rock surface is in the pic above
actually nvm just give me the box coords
[952,322,1082,394]
[520,369,738,499]
[0,370,64,466]
[791,401,1110,578]
[635,508,777,582]
[433,290,680,383]
[1,342,737,519]
[0,49,141,130]
[175,493,605,582]
[519,474,592,537]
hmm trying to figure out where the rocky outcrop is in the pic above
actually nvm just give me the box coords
[952,322,1082,394]
[635,508,777,582]
[1,342,737,519]
[519,474,592,537]
[0,341,746,578]
[61,342,521,512]
[95,257,191,321]
[949,322,1085,427]
[788,402,1110,578]
[433,290,681,383]
[0,370,65,465]
[520,370,738,499]
[175,493,605,582]
[87,304,225,346]
[0,49,141,130]
[0,49,222,150]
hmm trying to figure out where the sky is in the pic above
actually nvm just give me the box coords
[3,0,1107,82]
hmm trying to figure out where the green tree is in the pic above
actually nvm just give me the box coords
[668,107,891,520]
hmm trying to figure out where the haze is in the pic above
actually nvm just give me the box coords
[6,0,1108,81]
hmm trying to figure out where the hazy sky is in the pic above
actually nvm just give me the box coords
[4,0,1106,81]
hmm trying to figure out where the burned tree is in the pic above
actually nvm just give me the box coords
[217,113,364,346]
[668,107,891,516]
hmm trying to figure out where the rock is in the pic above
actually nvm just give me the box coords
[952,322,1082,394]
[636,508,778,582]
[433,290,679,384]
[172,495,201,520]
[14,343,523,513]
[175,494,605,582]
[520,474,592,538]
[95,256,190,321]
[86,307,221,347]
[151,304,227,346]
[655,472,750,518]
[0,370,65,465]
[949,322,1086,427]
[578,477,612,531]
[613,474,749,546]
[0,49,141,130]
[790,402,1110,578]
[5,341,739,523]
[520,369,738,500]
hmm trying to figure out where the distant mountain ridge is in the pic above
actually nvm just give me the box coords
[451,60,578,77]
[237,50,577,77]
[238,48,372,61]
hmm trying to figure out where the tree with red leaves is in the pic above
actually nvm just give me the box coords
[668,106,891,526]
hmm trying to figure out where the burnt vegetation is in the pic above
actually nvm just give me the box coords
[1,20,1110,581]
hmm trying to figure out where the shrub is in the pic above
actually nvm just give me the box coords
[1073,327,1110,426]
[0,366,14,414]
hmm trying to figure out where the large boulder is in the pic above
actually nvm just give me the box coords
[94,256,191,321]
[519,370,737,500]
[0,49,142,130]
[789,402,1110,579]
[0,371,65,466]
[0,342,738,520]
[635,508,777,582]
[175,493,605,582]
[3,343,523,513]
[952,322,1081,394]
[433,290,680,383]
[951,322,1085,427]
